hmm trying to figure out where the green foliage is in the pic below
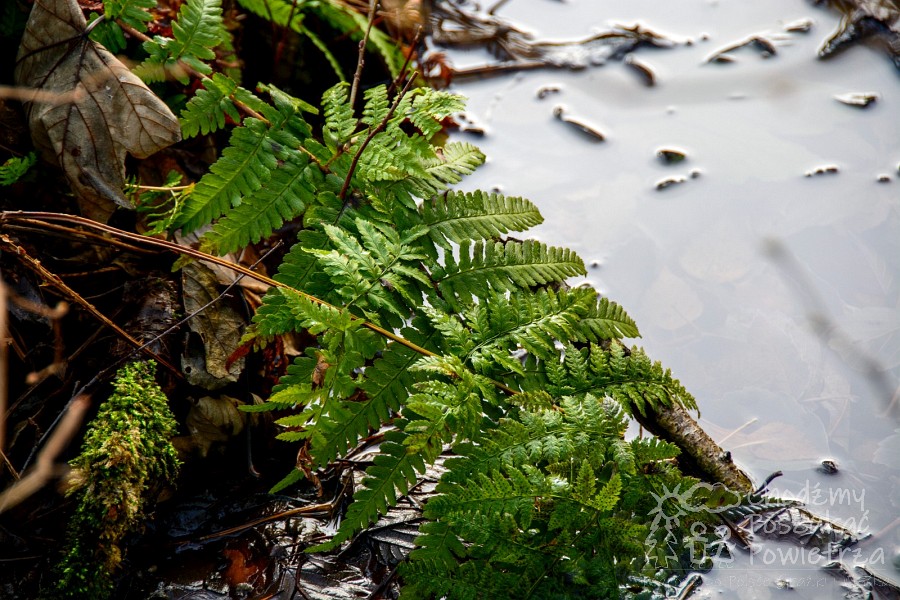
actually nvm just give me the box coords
[160,76,709,596]
[400,396,703,599]
[0,152,36,186]
[56,361,180,599]
[235,0,405,80]
[140,0,228,83]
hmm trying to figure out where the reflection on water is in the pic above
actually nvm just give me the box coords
[445,0,900,595]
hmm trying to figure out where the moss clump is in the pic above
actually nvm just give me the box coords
[56,360,180,599]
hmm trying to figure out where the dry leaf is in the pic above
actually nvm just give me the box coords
[14,0,181,222]
[181,261,246,389]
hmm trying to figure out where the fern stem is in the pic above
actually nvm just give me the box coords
[349,0,378,109]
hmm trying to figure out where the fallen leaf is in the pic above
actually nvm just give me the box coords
[14,0,181,222]
[181,261,246,388]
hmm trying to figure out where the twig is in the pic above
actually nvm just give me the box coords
[0,394,90,514]
[0,212,521,396]
[0,234,179,375]
[349,0,379,109]
[0,281,7,467]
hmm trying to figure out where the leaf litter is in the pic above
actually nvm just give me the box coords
[14,0,180,223]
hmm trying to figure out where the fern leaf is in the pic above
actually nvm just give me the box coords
[537,343,698,416]
[419,142,486,195]
[407,89,467,139]
[463,288,592,373]
[141,0,227,83]
[180,73,271,138]
[202,155,317,254]
[422,190,543,248]
[322,83,356,151]
[103,0,154,31]
[0,152,36,186]
[434,239,586,307]
[578,294,640,340]
[408,520,468,570]
[172,112,301,232]
[311,430,426,551]
[362,85,390,127]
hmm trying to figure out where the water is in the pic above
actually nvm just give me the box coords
[444,0,900,596]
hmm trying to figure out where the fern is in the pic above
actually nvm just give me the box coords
[179,73,274,138]
[0,152,36,186]
[141,0,227,83]
[422,190,543,248]
[158,76,719,597]
[434,239,586,307]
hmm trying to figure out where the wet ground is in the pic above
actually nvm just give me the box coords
[443,0,900,597]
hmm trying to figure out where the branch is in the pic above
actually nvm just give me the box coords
[0,395,90,514]
[349,0,379,109]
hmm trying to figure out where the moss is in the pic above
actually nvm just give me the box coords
[56,360,180,599]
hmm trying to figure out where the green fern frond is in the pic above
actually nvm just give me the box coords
[577,293,640,340]
[180,73,272,138]
[0,152,36,186]
[462,288,595,374]
[535,343,698,416]
[103,0,154,30]
[322,83,356,151]
[362,85,390,126]
[201,155,318,254]
[306,219,430,322]
[311,428,427,551]
[141,0,227,83]
[422,190,543,248]
[434,239,586,307]
[87,0,154,52]
[172,100,307,232]
[407,89,467,139]
[414,142,486,197]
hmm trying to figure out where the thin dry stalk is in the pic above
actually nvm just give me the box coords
[349,0,379,109]
[0,394,90,513]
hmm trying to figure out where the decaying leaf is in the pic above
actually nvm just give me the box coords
[14,0,181,222]
[181,261,246,388]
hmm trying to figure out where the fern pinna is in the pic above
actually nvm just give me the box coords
[147,7,717,589]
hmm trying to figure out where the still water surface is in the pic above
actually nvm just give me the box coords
[446,0,900,596]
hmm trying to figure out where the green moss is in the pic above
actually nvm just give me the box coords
[56,360,180,599]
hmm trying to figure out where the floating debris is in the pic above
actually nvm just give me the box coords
[707,35,779,63]
[454,112,486,136]
[552,105,606,142]
[784,18,814,33]
[689,168,702,179]
[430,2,680,78]
[818,459,839,474]
[804,165,840,177]
[656,175,687,190]
[877,174,891,182]
[624,54,656,86]
[834,91,879,107]
[536,85,562,99]
[657,148,687,164]
[815,0,900,72]
[589,260,600,269]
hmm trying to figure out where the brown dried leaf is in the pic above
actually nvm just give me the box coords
[181,261,245,389]
[14,0,181,222]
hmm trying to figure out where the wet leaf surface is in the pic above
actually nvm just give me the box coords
[14,0,181,222]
